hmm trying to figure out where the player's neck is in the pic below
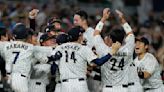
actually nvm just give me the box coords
[82,24,89,31]
[138,52,146,61]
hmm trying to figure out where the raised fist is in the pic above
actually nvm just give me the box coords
[29,9,39,19]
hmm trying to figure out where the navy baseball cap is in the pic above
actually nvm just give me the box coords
[56,33,69,45]
[67,26,85,42]
[39,33,56,43]
[135,37,149,45]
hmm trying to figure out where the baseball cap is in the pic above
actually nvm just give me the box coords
[67,26,85,42]
[135,37,149,45]
[56,33,69,45]
[47,17,61,26]
[39,33,56,43]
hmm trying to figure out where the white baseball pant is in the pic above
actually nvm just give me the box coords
[144,85,164,92]
[11,73,28,92]
[61,78,89,92]
[29,79,46,92]
[54,82,61,92]
[102,84,128,92]
[128,82,143,92]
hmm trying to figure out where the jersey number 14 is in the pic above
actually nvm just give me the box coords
[65,51,77,63]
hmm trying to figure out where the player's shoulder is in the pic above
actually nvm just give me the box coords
[143,53,158,65]
[145,53,155,59]
[86,27,94,34]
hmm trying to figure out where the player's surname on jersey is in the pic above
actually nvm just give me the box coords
[6,43,28,50]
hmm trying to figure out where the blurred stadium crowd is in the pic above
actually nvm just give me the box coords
[0,0,164,92]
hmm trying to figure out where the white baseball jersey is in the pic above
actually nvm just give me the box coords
[51,42,97,80]
[0,41,52,77]
[29,63,51,92]
[134,53,164,89]
[128,62,143,92]
[83,27,95,48]
[94,33,135,85]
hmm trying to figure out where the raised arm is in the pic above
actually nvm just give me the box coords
[115,9,135,54]
[93,8,111,56]
[29,9,39,31]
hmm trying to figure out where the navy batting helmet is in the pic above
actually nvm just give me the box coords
[12,23,28,39]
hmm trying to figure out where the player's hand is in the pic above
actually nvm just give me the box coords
[29,9,39,19]
[101,8,111,23]
[47,51,62,63]
[115,9,126,24]
[110,41,121,55]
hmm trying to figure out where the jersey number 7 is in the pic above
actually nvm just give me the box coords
[12,52,20,64]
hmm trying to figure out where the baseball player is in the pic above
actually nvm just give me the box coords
[29,33,57,92]
[53,33,69,92]
[74,10,95,48]
[93,9,135,92]
[0,23,53,92]
[134,37,164,92]
[51,26,121,92]
[74,10,102,92]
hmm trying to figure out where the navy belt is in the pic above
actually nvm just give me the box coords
[21,74,26,77]
[56,81,61,84]
[105,84,128,88]
[36,82,41,85]
[144,88,156,91]
[62,78,85,83]
[128,82,135,86]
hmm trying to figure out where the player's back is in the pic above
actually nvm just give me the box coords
[54,42,96,80]
[94,34,135,85]
[101,45,134,85]
[2,41,34,76]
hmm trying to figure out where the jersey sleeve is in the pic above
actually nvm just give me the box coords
[81,46,98,64]
[93,35,111,57]
[33,46,53,63]
[122,23,135,55]
[144,54,158,74]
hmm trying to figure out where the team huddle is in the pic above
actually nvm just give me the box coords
[0,8,164,92]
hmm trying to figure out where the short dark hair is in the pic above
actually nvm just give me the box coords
[75,10,88,20]
[0,26,7,40]
[135,37,149,45]
[109,29,125,44]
